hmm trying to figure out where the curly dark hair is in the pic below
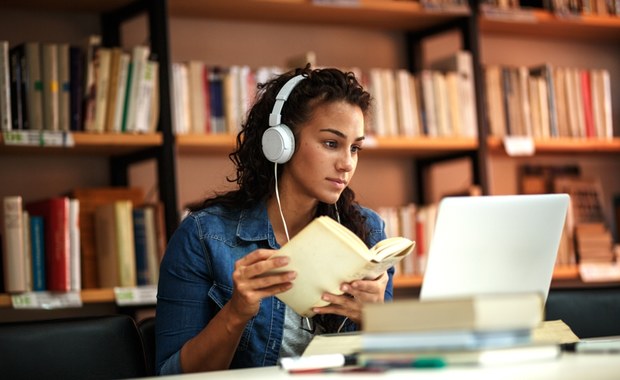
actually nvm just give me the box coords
[191,65,372,241]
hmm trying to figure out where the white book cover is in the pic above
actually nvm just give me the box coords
[124,45,150,133]
[395,69,414,137]
[381,69,398,137]
[188,60,207,134]
[69,199,81,291]
[2,196,28,293]
[134,60,158,133]
[367,68,385,136]
[599,69,613,140]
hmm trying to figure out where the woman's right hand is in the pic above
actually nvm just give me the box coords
[229,249,296,321]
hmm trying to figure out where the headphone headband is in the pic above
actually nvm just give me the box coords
[269,74,306,127]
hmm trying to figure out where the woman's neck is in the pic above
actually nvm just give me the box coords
[267,196,316,245]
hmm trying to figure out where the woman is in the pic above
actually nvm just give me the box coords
[156,66,394,374]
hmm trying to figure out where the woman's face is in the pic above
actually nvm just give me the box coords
[282,100,365,205]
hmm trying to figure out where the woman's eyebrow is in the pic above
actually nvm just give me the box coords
[320,128,365,141]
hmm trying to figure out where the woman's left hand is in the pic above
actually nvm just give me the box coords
[312,272,389,325]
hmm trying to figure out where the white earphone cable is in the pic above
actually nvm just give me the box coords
[274,162,290,243]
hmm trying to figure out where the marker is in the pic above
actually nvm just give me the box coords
[364,357,447,369]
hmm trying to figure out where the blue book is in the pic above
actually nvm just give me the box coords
[30,215,46,291]
[133,208,149,286]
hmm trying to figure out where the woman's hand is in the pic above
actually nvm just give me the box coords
[311,272,389,325]
[229,249,297,322]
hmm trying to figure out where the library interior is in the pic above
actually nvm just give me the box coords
[0,0,619,379]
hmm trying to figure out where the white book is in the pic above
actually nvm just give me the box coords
[528,77,542,139]
[599,69,613,140]
[431,51,478,138]
[0,41,11,131]
[69,199,81,291]
[445,72,462,137]
[537,77,550,139]
[2,196,28,293]
[187,60,207,134]
[432,71,450,137]
[409,74,422,136]
[518,66,532,137]
[172,62,190,134]
[124,45,150,133]
[381,69,398,137]
[395,69,414,137]
[368,68,385,136]
[22,210,32,291]
[134,59,158,133]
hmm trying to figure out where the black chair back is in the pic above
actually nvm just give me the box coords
[0,314,147,380]
[138,316,157,376]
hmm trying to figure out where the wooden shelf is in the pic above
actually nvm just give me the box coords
[480,9,620,42]
[0,132,162,155]
[0,288,119,308]
[167,0,470,31]
[0,0,135,13]
[487,136,620,155]
[394,265,586,289]
[177,133,478,157]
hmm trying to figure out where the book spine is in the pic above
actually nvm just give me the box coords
[2,196,28,293]
[41,43,60,131]
[69,46,84,131]
[25,42,43,130]
[133,208,150,286]
[57,43,70,131]
[30,215,46,291]
[0,41,11,131]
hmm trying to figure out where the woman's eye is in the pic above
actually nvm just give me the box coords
[325,141,337,149]
[351,145,363,154]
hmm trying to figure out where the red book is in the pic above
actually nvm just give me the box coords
[26,197,71,291]
[580,70,595,138]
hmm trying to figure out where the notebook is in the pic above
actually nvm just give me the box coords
[420,194,570,302]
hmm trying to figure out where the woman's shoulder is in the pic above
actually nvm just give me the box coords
[356,205,384,228]
[180,203,242,236]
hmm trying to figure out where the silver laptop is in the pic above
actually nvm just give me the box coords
[420,194,570,302]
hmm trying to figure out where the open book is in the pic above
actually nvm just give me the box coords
[268,216,415,317]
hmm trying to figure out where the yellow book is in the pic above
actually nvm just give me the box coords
[269,216,414,317]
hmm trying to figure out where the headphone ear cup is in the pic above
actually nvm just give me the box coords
[262,124,295,164]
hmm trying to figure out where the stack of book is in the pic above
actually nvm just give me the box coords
[299,293,561,370]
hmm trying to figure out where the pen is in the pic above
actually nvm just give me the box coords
[364,357,447,369]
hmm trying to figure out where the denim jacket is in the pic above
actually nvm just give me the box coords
[156,201,393,375]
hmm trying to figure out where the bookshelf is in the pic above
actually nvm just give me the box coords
[1,0,619,316]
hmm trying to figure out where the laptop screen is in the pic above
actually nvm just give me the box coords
[420,194,569,302]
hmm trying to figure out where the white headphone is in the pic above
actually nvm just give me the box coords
[261,74,306,164]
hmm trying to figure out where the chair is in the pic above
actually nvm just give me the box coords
[138,316,157,376]
[545,288,620,339]
[0,314,148,380]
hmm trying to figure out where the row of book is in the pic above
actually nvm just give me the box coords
[1,188,165,294]
[482,0,620,16]
[484,64,613,140]
[170,50,478,139]
[0,37,159,134]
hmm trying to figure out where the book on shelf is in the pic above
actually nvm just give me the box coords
[69,45,84,131]
[71,187,144,289]
[430,50,478,138]
[41,43,59,131]
[57,43,70,132]
[266,216,415,317]
[0,40,10,131]
[94,200,137,288]
[30,214,46,291]
[2,196,28,293]
[362,293,544,334]
[132,206,160,286]
[25,196,71,292]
